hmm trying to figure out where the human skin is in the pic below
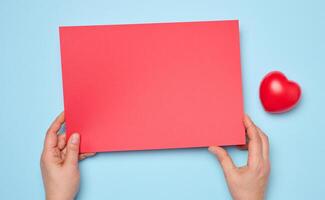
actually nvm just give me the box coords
[41,113,269,200]
[209,115,271,200]
[40,112,95,200]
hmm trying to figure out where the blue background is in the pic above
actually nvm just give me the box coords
[1,0,324,199]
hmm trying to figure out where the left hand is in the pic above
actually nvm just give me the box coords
[40,112,95,200]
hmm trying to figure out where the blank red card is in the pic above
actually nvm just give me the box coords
[60,20,245,153]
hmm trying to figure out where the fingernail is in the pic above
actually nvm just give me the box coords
[70,133,80,144]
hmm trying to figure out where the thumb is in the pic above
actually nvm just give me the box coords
[65,133,80,166]
[209,146,236,174]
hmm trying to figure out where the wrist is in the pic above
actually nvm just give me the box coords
[233,191,265,200]
[46,194,74,200]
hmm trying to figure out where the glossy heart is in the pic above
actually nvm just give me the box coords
[259,71,301,113]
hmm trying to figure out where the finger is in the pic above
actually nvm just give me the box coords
[209,146,236,174]
[64,133,80,166]
[58,133,66,150]
[79,153,96,161]
[60,147,67,160]
[243,115,263,167]
[44,112,65,151]
[257,127,270,161]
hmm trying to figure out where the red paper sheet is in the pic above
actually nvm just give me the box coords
[60,20,245,153]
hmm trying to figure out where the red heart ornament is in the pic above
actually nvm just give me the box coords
[259,71,301,113]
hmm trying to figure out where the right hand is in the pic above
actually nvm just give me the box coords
[209,115,271,200]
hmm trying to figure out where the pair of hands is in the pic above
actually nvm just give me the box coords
[41,113,270,200]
